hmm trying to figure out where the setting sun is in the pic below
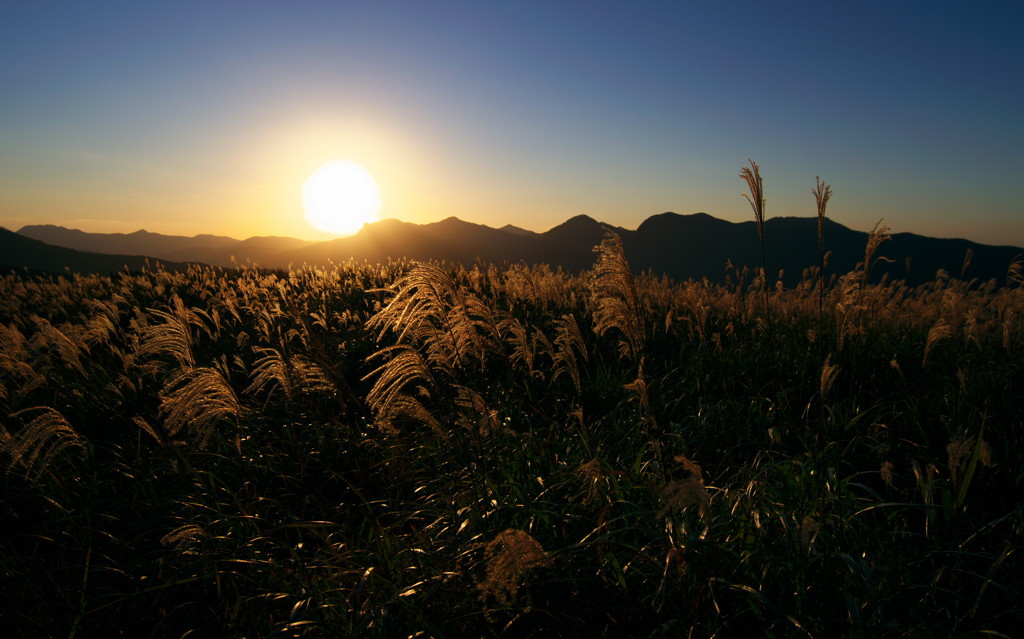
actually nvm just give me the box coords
[302,160,381,235]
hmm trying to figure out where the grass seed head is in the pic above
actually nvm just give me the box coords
[923,317,952,367]
[658,455,709,518]
[478,529,551,609]
[881,461,896,488]
[740,160,765,232]
[800,515,821,548]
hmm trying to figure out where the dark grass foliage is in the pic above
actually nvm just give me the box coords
[0,235,1022,638]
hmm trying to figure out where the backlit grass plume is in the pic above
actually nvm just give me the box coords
[30,317,88,378]
[922,317,952,367]
[366,261,500,370]
[813,176,833,319]
[591,232,645,363]
[363,345,443,436]
[861,219,892,289]
[2,406,85,476]
[364,262,501,436]
[478,529,551,610]
[138,295,209,368]
[740,159,771,336]
[245,346,333,405]
[0,325,45,404]
[551,313,588,394]
[159,358,242,449]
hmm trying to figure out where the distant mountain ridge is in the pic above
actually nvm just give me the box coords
[0,227,192,275]
[11,213,1024,286]
[17,224,313,267]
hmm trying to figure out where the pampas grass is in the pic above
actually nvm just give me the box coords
[740,159,771,336]
[159,359,241,449]
[1,169,1022,637]
[591,232,645,363]
[138,295,206,368]
[861,219,892,289]
[923,317,952,367]
[245,346,333,405]
[813,176,833,320]
[477,529,551,611]
[366,261,500,371]
[2,406,84,475]
[551,313,588,394]
[363,344,443,436]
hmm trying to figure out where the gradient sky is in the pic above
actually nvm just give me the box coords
[2,1,1022,245]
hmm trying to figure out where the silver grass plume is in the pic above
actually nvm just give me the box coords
[813,176,833,320]
[366,262,500,370]
[0,325,45,402]
[2,406,85,476]
[363,345,444,437]
[159,357,241,449]
[498,316,538,378]
[861,220,893,289]
[551,313,589,394]
[245,347,333,405]
[478,529,551,611]
[455,385,501,436]
[591,232,645,363]
[30,317,88,378]
[139,295,210,368]
[740,160,772,336]
[364,262,501,436]
[923,317,952,368]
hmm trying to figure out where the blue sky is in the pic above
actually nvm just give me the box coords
[1,1,1021,245]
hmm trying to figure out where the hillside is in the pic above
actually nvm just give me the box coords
[0,227,191,275]
[16,225,313,267]
[12,214,1024,286]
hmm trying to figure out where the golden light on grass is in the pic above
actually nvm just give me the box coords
[302,160,382,235]
[477,529,551,610]
[4,162,1022,636]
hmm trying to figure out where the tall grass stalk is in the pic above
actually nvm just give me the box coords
[812,176,833,324]
[740,160,771,340]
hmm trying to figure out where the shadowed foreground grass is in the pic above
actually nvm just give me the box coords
[1,241,1022,637]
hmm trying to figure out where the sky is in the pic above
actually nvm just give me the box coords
[1,1,1022,245]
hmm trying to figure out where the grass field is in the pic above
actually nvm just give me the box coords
[1,232,1022,637]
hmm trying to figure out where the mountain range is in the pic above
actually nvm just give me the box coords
[7,213,1023,286]
[0,227,193,276]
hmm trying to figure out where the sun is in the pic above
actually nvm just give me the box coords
[302,160,382,235]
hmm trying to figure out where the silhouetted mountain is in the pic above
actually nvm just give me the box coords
[275,213,1019,286]
[537,214,628,271]
[16,224,314,268]
[0,227,191,275]
[169,236,316,267]
[9,214,1022,286]
[283,217,550,267]
[18,225,235,259]
[625,213,834,284]
[498,224,537,237]
[619,213,1020,286]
